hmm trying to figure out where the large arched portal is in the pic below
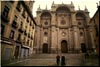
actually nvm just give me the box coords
[42,43,48,53]
[61,40,68,53]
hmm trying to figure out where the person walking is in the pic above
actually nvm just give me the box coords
[56,55,60,66]
[61,55,65,66]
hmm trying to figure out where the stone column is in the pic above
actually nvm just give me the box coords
[51,12,57,53]
[90,31,96,53]
[73,27,81,53]
[40,27,43,53]
[36,26,41,54]
[68,28,74,53]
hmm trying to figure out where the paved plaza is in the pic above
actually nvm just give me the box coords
[2,53,99,66]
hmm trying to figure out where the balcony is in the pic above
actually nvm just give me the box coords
[12,20,18,28]
[1,13,9,22]
[1,36,15,45]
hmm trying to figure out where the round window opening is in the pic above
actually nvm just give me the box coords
[44,22,48,25]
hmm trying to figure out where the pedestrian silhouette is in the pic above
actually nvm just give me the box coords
[61,55,65,66]
[56,55,60,66]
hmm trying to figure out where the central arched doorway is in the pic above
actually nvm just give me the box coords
[42,43,48,53]
[61,40,68,53]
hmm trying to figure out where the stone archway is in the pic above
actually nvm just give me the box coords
[81,43,87,53]
[42,43,48,53]
[61,40,68,53]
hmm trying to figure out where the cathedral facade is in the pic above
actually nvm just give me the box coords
[35,2,94,54]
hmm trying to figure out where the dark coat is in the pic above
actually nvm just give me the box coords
[61,56,65,66]
[56,55,60,65]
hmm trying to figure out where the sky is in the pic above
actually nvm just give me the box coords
[32,0,100,18]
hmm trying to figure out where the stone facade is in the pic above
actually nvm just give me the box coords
[35,2,94,54]
[1,1,36,61]
[88,6,99,56]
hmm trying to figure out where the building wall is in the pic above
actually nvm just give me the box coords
[89,6,99,55]
[35,2,92,54]
[1,1,36,62]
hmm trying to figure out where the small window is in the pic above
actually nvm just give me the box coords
[9,30,14,39]
[22,9,26,18]
[2,6,9,18]
[80,32,83,36]
[16,2,21,11]
[20,22,23,28]
[14,15,17,21]
[27,17,29,22]
[17,34,21,41]
[44,22,48,25]
[78,22,81,25]
[27,40,29,44]
[44,32,48,36]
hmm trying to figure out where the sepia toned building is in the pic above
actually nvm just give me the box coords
[88,5,99,56]
[1,1,36,62]
[34,1,95,54]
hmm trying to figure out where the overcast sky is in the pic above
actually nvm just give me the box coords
[32,0,100,18]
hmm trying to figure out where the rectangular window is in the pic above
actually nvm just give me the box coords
[1,24,5,36]
[16,2,21,11]
[22,9,26,18]
[12,15,18,28]
[17,34,21,41]
[14,15,17,21]
[3,6,9,18]
[27,17,29,22]
[9,30,14,39]
[20,22,23,29]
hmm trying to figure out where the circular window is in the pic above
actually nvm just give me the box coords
[78,22,81,25]
[80,32,83,36]
[44,22,48,25]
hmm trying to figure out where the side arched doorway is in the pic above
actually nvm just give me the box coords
[61,40,68,53]
[81,43,87,53]
[42,43,48,53]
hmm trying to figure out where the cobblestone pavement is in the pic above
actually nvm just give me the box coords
[2,54,99,66]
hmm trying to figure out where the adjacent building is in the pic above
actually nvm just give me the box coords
[35,1,95,54]
[88,5,99,56]
[1,1,36,62]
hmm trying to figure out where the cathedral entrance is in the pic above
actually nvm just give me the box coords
[81,43,87,53]
[42,43,48,53]
[61,40,68,53]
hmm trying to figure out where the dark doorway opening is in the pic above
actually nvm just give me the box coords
[43,43,48,53]
[61,40,68,53]
[14,46,19,59]
[81,43,87,53]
